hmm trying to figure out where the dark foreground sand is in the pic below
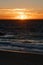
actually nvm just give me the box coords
[0,51,43,65]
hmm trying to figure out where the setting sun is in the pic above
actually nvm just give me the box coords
[15,11,28,20]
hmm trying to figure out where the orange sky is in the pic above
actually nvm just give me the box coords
[0,9,43,19]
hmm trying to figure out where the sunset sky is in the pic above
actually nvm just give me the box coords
[0,0,43,19]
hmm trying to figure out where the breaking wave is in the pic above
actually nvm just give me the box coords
[0,34,43,54]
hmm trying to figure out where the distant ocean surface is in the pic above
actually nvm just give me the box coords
[0,19,43,54]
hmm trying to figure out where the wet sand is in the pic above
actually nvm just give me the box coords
[0,51,43,65]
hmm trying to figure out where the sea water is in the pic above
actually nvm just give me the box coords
[0,19,43,54]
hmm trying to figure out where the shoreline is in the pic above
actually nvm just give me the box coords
[0,50,43,65]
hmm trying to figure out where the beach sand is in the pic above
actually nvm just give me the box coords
[0,50,43,65]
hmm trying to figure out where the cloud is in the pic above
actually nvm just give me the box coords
[0,9,43,19]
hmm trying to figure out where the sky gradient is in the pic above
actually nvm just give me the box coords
[0,0,43,9]
[0,0,43,19]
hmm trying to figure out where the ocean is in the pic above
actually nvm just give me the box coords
[0,19,43,65]
[0,19,43,54]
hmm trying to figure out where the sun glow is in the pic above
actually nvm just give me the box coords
[0,8,43,19]
[15,12,28,20]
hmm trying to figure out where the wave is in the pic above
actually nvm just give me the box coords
[0,38,43,54]
[0,33,43,54]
